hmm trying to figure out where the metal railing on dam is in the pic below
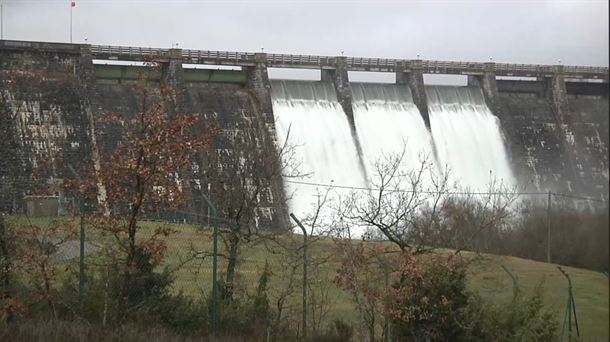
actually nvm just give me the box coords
[89,44,610,79]
[1,39,608,80]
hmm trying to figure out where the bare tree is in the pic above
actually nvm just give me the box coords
[83,76,213,264]
[247,186,335,340]
[333,227,387,342]
[258,226,333,340]
[331,145,517,341]
[198,97,300,300]
[423,178,517,255]
[335,144,516,254]
[335,146,449,252]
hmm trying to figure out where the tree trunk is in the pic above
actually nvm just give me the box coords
[225,231,240,301]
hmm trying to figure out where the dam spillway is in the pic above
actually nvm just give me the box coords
[272,81,517,218]
[351,83,436,182]
[270,80,368,217]
[427,86,516,190]
[0,39,608,224]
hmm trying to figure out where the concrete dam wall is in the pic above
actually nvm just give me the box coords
[491,80,609,201]
[0,41,287,228]
[0,40,607,226]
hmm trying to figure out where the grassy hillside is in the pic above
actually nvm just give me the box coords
[8,217,610,340]
[140,222,608,341]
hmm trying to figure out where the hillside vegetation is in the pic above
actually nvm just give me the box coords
[8,217,606,340]
[157,223,609,341]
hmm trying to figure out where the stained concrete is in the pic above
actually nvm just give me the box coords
[0,48,288,228]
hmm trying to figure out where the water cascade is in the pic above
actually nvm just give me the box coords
[270,80,368,217]
[426,86,516,190]
[270,80,516,226]
[351,83,436,181]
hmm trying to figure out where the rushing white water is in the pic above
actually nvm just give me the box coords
[351,83,436,181]
[270,80,367,217]
[270,80,516,230]
[427,86,516,190]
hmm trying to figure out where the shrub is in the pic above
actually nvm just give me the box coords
[312,319,354,342]
[247,261,273,329]
[504,206,609,272]
[385,252,470,341]
[0,318,212,342]
[429,198,609,272]
[207,263,275,338]
[463,286,558,342]
[116,245,175,314]
[383,252,558,341]
[153,293,209,335]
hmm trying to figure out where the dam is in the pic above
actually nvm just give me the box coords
[0,40,608,224]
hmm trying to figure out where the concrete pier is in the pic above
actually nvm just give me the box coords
[246,53,274,123]
[161,48,186,113]
[396,60,431,129]
[467,62,502,117]
[321,56,368,177]
[548,66,569,123]
[76,46,110,215]
[244,53,289,229]
[321,57,354,127]
[481,63,500,106]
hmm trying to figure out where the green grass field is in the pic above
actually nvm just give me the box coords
[8,217,610,340]
[138,221,609,341]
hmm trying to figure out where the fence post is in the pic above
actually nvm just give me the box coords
[200,192,219,336]
[547,191,552,263]
[79,195,86,301]
[558,266,580,341]
[375,252,390,342]
[289,213,308,340]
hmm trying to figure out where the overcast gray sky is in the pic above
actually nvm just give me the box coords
[3,0,608,73]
